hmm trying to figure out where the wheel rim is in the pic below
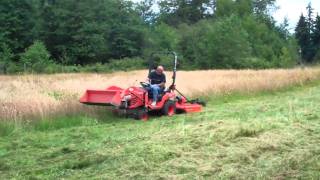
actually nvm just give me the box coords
[168,105,175,116]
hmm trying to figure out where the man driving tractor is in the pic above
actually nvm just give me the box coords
[147,65,166,106]
[80,52,203,120]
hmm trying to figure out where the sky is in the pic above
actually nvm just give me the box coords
[274,0,320,31]
[132,0,320,32]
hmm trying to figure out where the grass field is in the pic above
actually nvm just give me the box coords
[1,67,320,121]
[1,78,320,179]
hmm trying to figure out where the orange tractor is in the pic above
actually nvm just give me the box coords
[80,52,204,121]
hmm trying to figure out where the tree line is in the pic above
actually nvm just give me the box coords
[0,0,318,73]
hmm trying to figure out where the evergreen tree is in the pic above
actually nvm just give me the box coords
[306,2,314,33]
[295,14,310,62]
[305,2,316,61]
[295,3,317,63]
[278,17,290,40]
[313,15,320,60]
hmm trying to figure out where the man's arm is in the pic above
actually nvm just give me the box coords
[146,72,152,83]
[159,74,166,88]
[146,77,151,83]
[159,82,165,88]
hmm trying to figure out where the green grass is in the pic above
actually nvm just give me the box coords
[1,82,320,179]
[0,122,16,137]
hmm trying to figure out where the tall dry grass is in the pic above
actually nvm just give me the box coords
[1,67,320,121]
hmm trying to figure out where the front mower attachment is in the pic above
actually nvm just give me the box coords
[79,86,123,106]
[176,103,202,113]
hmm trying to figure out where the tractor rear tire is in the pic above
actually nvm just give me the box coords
[162,100,176,116]
[133,109,149,121]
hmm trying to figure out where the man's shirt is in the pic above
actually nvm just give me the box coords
[148,70,166,85]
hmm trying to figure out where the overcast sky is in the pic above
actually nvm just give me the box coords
[131,0,320,31]
[274,0,320,31]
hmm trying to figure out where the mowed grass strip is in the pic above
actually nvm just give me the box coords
[1,82,320,179]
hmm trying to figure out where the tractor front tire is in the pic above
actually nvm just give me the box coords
[162,100,176,116]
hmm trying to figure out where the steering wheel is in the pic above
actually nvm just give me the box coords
[140,82,150,88]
